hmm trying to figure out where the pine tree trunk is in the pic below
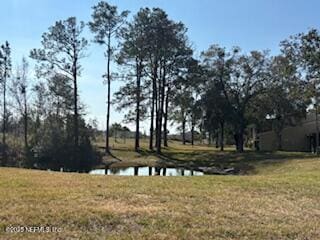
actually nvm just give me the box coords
[155,110,159,148]
[155,65,161,150]
[135,59,141,152]
[154,63,159,149]
[156,64,166,154]
[72,77,79,169]
[149,64,157,151]
[191,115,194,146]
[163,85,170,147]
[182,117,186,145]
[149,96,154,151]
[105,34,111,154]
[70,28,80,168]
[73,59,79,167]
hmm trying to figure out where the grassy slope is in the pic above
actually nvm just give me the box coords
[1,143,320,239]
[99,138,316,174]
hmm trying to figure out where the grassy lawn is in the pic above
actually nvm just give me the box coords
[97,138,315,174]
[1,142,320,239]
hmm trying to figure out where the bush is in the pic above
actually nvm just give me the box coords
[30,115,102,172]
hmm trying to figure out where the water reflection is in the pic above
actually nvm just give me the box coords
[90,167,203,176]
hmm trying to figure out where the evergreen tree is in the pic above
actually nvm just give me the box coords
[89,1,129,154]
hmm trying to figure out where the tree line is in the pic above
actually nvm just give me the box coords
[0,1,320,171]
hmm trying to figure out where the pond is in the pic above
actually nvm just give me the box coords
[89,167,204,176]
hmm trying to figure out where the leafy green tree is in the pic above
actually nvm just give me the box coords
[229,50,270,152]
[145,8,192,153]
[116,8,150,151]
[260,55,309,150]
[89,1,129,154]
[171,76,193,145]
[115,7,191,152]
[173,58,203,146]
[201,45,236,151]
[281,29,320,152]
[201,45,270,152]
[30,17,88,167]
[110,122,123,143]
[29,74,100,171]
[32,81,48,125]
[113,80,148,145]
[188,100,202,146]
[202,81,232,151]
[47,74,73,117]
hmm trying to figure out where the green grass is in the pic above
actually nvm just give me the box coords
[1,142,320,239]
[97,138,315,174]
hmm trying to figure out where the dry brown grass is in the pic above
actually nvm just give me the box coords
[1,156,320,239]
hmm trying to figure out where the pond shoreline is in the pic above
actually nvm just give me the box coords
[93,159,240,176]
[90,166,204,176]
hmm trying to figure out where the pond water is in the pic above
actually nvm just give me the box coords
[90,167,204,176]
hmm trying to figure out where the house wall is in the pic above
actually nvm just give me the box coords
[258,115,319,152]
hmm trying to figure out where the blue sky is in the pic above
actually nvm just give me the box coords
[1,0,320,132]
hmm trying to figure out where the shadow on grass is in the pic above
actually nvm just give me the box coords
[98,146,124,162]
[99,142,316,175]
[157,149,316,174]
[109,152,123,162]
